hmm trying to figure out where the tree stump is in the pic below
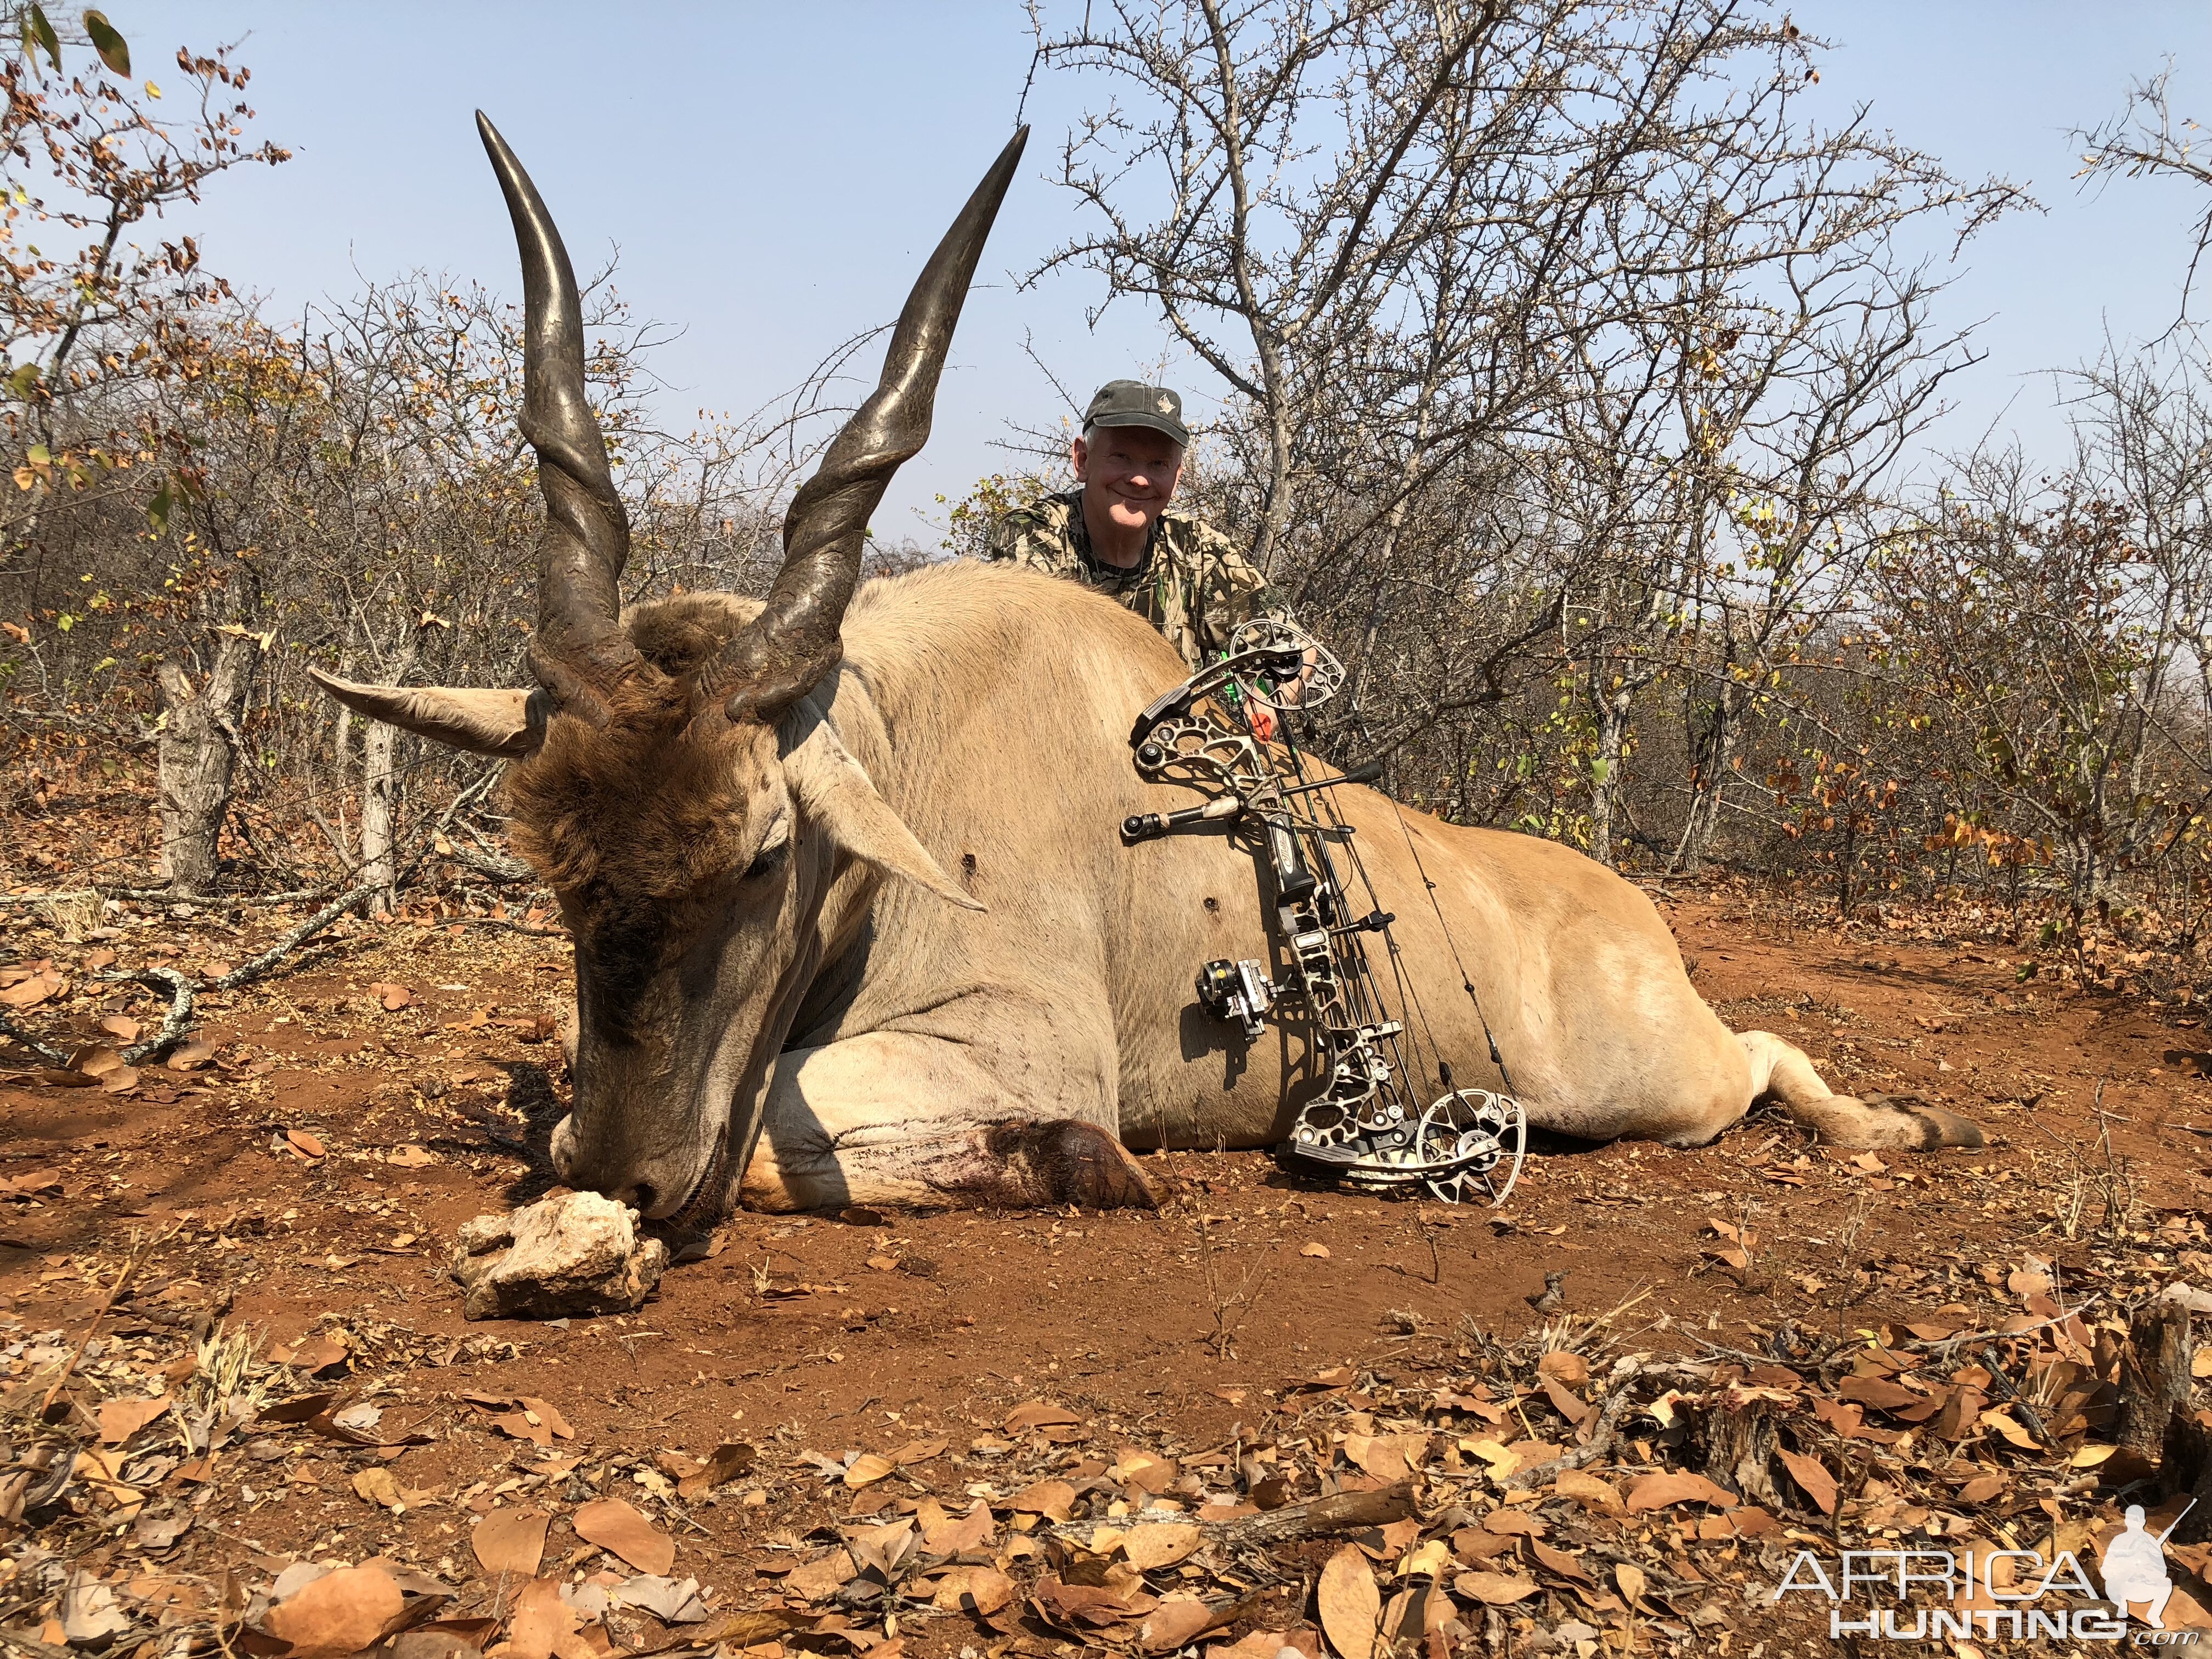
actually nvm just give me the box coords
[2120,1300,2193,1460]
[1689,1394,1782,1508]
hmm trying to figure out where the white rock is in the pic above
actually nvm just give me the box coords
[450,1190,668,1321]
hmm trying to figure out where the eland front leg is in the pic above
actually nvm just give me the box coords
[739,1029,1163,1211]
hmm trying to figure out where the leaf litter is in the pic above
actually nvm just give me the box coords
[4,895,2212,1654]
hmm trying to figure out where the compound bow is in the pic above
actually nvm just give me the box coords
[1120,619,1526,1206]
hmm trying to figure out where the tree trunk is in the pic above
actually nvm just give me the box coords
[357,635,419,917]
[153,636,255,896]
[1588,686,1633,868]
[1673,679,1742,876]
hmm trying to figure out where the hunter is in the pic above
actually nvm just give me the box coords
[985,379,1307,738]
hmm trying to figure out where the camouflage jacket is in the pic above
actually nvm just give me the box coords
[983,489,1289,674]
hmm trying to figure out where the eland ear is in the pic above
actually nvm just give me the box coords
[309,668,544,758]
[782,706,984,912]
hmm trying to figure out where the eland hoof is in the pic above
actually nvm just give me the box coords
[986,1119,1165,1210]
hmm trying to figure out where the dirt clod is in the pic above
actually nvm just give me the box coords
[449,1190,667,1320]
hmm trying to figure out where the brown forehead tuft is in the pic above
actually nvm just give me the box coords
[503,699,771,901]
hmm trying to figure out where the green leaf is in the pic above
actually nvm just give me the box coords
[81,8,127,75]
[26,444,49,465]
[22,4,59,71]
[7,363,40,400]
[146,478,172,537]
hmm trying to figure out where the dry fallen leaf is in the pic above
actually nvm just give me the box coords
[921,1498,994,1554]
[1121,1521,1202,1571]
[368,981,413,1012]
[1528,1539,1589,1584]
[97,1395,171,1444]
[387,1144,437,1169]
[675,1442,755,1502]
[0,969,64,1009]
[288,1128,328,1160]
[482,1395,574,1448]
[166,1038,216,1072]
[1534,1350,1588,1386]
[1139,1595,1227,1653]
[785,1548,856,1602]
[573,1496,674,1576]
[352,1467,407,1510]
[1317,1543,1380,1659]
[1615,1562,1648,1607]
[1210,1630,1307,1659]
[1343,1433,1417,1482]
[1005,1400,1082,1432]
[1957,1474,2007,1504]
[259,1565,405,1659]
[1778,1449,1837,1516]
[1980,1407,2040,1451]
[932,1566,1014,1617]
[1623,1471,1737,1513]
[281,1335,349,1374]
[506,1577,587,1659]
[1008,1478,1077,1522]
[1300,1242,1331,1259]
[1453,1572,1538,1606]
[2006,1260,2054,1299]
[472,1507,550,1577]
[844,1453,895,1487]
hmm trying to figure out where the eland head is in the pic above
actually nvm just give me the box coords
[313,115,1024,1223]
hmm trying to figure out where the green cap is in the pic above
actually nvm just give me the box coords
[1082,379,1189,446]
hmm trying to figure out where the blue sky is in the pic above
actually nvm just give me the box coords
[115,1,2212,542]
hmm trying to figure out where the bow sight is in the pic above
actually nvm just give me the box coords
[1120,620,1526,1206]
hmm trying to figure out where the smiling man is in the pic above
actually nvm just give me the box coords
[985,380,1301,733]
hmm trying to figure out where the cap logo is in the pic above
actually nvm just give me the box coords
[1157,396,1175,413]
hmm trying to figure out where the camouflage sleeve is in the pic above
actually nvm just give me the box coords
[1195,521,1295,631]
[981,510,1031,565]
[988,507,1086,578]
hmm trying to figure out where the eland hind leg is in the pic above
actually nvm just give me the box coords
[740,1029,1163,1212]
[1739,1030,1982,1149]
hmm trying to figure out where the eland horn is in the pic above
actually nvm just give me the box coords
[477,112,647,716]
[707,126,1029,725]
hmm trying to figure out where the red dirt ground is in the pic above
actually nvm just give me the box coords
[1,883,2203,1655]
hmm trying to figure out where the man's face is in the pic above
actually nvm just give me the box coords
[1073,424,1184,534]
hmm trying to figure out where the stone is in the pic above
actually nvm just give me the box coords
[450,1191,668,1321]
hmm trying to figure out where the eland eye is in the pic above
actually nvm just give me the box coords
[743,838,790,883]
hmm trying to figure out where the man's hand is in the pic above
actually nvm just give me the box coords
[1249,646,1319,744]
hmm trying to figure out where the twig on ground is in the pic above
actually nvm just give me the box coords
[0,1014,71,1065]
[1211,1481,1415,1543]
[39,1231,165,1417]
[1977,1343,2055,1449]
[111,967,195,1064]
[214,881,382,991]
